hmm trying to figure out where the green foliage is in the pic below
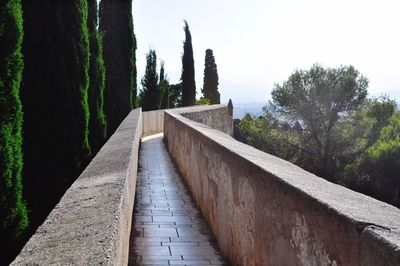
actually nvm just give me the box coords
[139,49,160,111]
[100,0,136,135]
[334,96,396,171]
[271,64,368,180]
[158,62,170,109]
[238,64,400,207]
[132,19,137,110]
[0,0,28,245]
[21,0,91,226]
[169,83,183,108]
[343,111,400,206]
[238,115,307,167]
[88,0,107,154]
[202,49,220,104]
[181,20,196,106]
[195,98,210,105]
[362,96,396,146]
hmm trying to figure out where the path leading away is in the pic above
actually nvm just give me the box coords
[129,134,226,266]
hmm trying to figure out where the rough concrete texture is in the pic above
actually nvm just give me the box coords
[142,105,232,137]
[164,109,400,266]
[142,109,164,137]
[12,109,142,266]
[180,106,233,136]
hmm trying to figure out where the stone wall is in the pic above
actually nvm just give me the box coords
[142,109,164,137]
[142,104,233,137]
[12,109,142,265]
[164,108,400,266]
[179,105,233,136]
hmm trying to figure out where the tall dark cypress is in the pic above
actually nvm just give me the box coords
[21,0,90,227]
[159,62,170,109]
[181,20,196,106]
[88,0,107,153]
[132,21,137,109]
[139,49,159,111]
[202,49,220,104]
[0,0,28,247]
[100,0,136,135]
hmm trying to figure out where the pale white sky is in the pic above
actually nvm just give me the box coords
[133,0,400,103]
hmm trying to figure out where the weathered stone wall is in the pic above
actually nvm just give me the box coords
[164,109,400,266]
[142,104,233,137]
[179,105,233,136]
[142,109,164,137]
[12,109,142,266]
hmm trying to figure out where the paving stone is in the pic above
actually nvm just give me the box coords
[169,260,212,265]
[143,227,178,237]
[128,134,226,265]
[170,246,217,256]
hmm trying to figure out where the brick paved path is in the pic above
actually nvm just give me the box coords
[129,134,226,266]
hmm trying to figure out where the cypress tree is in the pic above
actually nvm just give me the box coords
[181,20,196,106]
[132,21,137,110]
[159,62,170,109]
[139,49,160,111]
[202,49,220,104]
[0,0,28,246]
[100,0,136,135]
[88,0,107,153]
[21,0,91,226]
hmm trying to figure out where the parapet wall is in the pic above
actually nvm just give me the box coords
[179,105,233,136]
[142,104,233,137]
[12,108,142,265]
[164,108,400,266]
[142,109,164,137]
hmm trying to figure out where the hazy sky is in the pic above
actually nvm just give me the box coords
[133,0,400,103]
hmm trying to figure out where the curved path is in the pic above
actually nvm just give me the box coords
[129,134,226,266]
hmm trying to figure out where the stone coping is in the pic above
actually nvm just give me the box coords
[164,108,400,265]
[142,104,229,137]
[12,108,142,265]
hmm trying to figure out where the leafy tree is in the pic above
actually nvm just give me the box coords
[362,96,396,147]
[158,62,170,109]
[21,0,91,227]
[238,115,304,165]
[324,96,396,177]
[202,49,220,104]
[139,49,160,111]
[238,64,400,207]
[0,0,28,248]
[344,111,400,206]
[88,0,107,153]
[271,64,368,180]
[181,20,196,106]
[100,0,136,135]
[169,83,183,108]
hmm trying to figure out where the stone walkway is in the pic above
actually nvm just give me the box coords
[128,134,226,266]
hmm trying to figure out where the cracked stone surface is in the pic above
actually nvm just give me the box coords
[129,133,226,266]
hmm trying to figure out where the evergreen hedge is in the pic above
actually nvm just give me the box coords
[100,0,137,135]
[0,0,28,244]
[88,0,107,153]
[21,0,91,226]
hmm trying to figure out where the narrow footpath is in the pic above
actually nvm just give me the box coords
[128,133,226,266]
